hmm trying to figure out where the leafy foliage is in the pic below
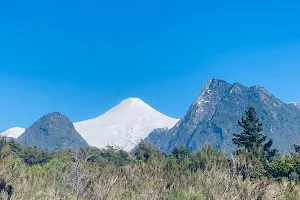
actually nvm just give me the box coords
[134,142,164,162]
[171,146,191,160]
[87,145,130,166]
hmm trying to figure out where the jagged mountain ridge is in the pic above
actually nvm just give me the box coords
[145,78,300,155]
[17,112,88,151]
[291,102,300,109]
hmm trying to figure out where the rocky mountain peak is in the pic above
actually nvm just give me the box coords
[17,112,88,151]
[201,78,230,93]
[145,78,300,155]
[191,79,232,122]
[30,112,76,136]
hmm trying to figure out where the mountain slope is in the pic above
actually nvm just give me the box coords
[0,127,25,138]
[17,112,88,151]
[291,102,300,109]
[74,98,179,151]
[145,78,300,155]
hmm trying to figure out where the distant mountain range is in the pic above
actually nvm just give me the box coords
[1,79,300,154]
[1,98,178,151]
[145,78,300,155]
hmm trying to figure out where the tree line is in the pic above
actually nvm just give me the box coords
[0,106,300,199]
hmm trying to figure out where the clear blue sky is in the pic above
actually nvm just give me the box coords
[1,0,300,129]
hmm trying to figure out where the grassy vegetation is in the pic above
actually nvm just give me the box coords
[0,106,299,199]
[0,140,299,200]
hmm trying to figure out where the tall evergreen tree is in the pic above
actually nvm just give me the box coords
[233,106,276,158]
[232,106,277,180]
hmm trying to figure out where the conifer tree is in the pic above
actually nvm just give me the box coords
[233,106,276,159]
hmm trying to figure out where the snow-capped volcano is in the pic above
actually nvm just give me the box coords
[74,98,179,151]
[0,127,25,138]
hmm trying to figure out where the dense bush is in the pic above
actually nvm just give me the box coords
[0,137,300,199]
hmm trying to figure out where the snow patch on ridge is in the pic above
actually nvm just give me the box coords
[290,102,300,109]
[0,127,25,138]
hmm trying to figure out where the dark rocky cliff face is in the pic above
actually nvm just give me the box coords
[145,78,300,155]
[17,112,88,151]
